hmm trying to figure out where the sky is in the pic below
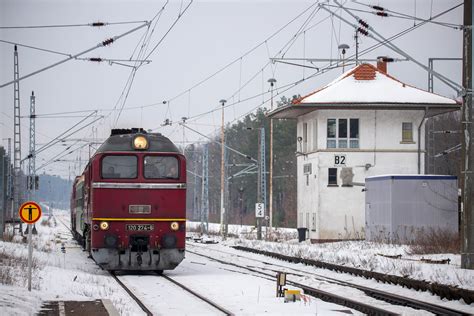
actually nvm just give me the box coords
[0,0,464,179]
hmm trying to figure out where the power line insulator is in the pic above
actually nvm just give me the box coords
[358,19,369,29]
[357,28,369,36]
[102,38,114,46]
[381,57,394,62]
[89,58,103,62]
[91,22,105,27]
[372,5,385,11]
[376,12,388,17]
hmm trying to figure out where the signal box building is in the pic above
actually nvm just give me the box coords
[268,61,459,241]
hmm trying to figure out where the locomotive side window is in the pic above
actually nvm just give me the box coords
[101,155,137,179]
[144,156,179,179]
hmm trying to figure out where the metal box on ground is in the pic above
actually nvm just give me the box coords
[365,175,458,242]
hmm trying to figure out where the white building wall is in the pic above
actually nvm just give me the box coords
[296,109,427,240]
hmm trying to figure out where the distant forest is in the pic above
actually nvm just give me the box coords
[185,96,298,228]
[35,174,72,210]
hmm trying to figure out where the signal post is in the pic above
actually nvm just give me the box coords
[18,201,42,291]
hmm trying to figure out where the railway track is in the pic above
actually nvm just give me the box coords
[187,242,471,316]
[110,272,153,316]
[232,244,474,304]
[161,274,234,316]
[56,215,232,315]
[111,271,233,316]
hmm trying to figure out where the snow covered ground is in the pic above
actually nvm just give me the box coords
[1,210,473,315]
[0,209,143,315]
[187,221,474,291]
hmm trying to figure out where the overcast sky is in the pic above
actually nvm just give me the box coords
[0,0,464,178]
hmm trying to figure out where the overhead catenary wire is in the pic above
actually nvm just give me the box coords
[349,0,462,29]
[131,0,461,143]
[35,111,100,155]
[143,0,194,61]
[0,39,71,57]
[161,1,319,105]
[0,20,148,29]
[169,2,461,144]
[162,3,325,127]
[35,115,104,171]
[110,1,172,127]
[180,123,258,163]
[0,22,151,88]
[323,1,463,92]
[36,142,90,172]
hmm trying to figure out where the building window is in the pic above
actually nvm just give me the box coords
[402,122,413,142]
[350,118,359,148]
[303,123,308,152]
[313,119,318,150]
[327,119,337,148]
[311,213,316,232]
[327,118,359,148]
[328,168,338,186]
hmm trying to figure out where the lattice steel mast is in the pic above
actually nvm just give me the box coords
[13,45,22,231]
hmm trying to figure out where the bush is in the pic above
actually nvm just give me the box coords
[408,228,460,254]
[0,248,38,287]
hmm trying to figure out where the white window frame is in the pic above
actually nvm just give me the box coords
[303,122,308,152]
[327,118,359,149]
[402,122,414,142]
[312,119,318,151]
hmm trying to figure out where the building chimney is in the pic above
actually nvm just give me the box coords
[377,56,387,73]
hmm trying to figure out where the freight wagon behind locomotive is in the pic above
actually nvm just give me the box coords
[70,128,186,272]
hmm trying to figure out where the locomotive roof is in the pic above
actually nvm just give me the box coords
[95,131,180,153]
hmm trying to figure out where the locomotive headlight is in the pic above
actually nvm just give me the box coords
[100,221,109,230]
[133,135,148,150]
[170,221,179,231]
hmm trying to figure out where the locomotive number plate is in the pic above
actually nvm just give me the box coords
[126,224,154,231]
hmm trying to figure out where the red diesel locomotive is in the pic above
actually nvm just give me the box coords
[70,128,186,272]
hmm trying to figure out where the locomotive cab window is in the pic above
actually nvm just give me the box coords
[101,155,137,179]
[144,156,179,179]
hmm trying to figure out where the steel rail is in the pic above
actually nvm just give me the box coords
[227,245,471,316]
[185,248,394,315]
[55,215,152,315]
[110,272,153,316]
[161,274,234,316]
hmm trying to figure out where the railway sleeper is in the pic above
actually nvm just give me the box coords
[232,245,474,304]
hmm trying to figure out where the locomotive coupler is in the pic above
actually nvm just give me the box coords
[136,252,143,266]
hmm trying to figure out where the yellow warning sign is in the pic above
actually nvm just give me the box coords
[19,201,42,224]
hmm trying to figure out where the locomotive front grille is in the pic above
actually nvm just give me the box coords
[129,205,151,214]
[130,235,149,252]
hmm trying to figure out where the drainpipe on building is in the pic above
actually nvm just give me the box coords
[417,107,428,174]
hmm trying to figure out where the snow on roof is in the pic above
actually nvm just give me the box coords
[294,63,457,105]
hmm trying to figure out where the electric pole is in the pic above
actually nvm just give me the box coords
[182,117,187,154]
[219,99,227,239]
[201,144,209,234]
[461,0,473,269]
[28,92,36,201]
[193,155,200,221]
[268,78,276,238]
[257,127,266,240]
